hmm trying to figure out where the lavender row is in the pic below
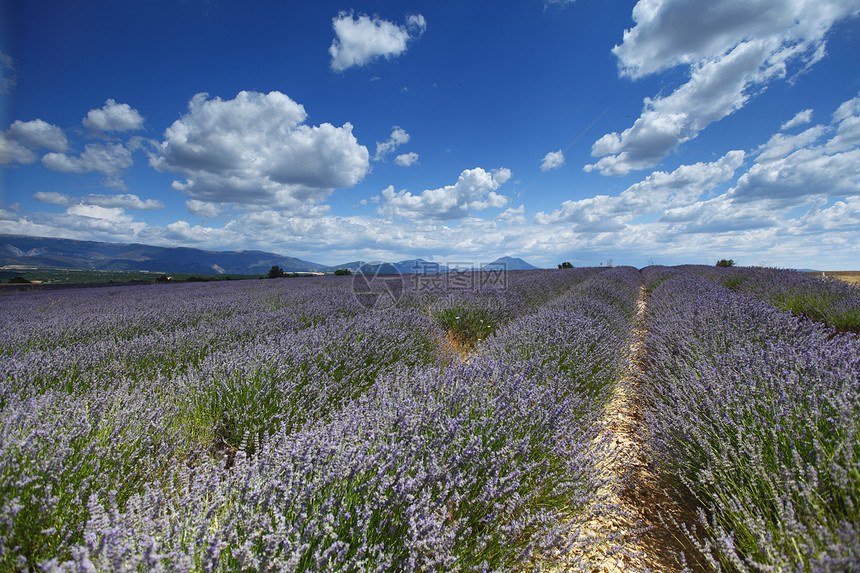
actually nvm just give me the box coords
[1,268,600,569]
[681,264,860,332]
[24,268,641,571]
[0,276,368,356]
[640,267,860,571]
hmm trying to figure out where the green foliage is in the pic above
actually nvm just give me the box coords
[8,276,30,283]
[434,304,499,347]
[333,268,352,276]
[716,259,735,267]
[557,262,574,269]
[268,265,285,279]
[721,275,746,290]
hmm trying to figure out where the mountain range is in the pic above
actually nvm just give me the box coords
[0,235,538,275]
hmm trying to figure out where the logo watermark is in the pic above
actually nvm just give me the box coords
[351,264,405,309]
[350,261,509,307]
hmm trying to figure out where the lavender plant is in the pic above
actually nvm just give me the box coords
[682,265,860,333]
[642,268,860,571]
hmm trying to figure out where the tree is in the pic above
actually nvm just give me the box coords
[333,268,352,276]
[558,261,574,269]
[268,265,285,278]
[716,259,735,267]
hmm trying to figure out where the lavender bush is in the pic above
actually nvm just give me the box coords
[0,267,644,570]
[641,268,860,571]
[682,265,860,333]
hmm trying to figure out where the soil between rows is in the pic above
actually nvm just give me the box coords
[540,284,708,572]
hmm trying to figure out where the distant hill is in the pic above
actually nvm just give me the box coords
[482,256,538,271]
[352,259,450,275]
[1,235,541,276]
[0,234,326,274]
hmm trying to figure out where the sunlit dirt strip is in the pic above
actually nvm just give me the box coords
[546,284,706,573]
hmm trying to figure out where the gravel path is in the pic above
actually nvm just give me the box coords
[546,284,707,572]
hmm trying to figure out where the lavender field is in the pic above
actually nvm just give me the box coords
[0,266,858,572]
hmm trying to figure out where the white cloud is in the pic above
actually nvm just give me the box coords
[612,0,856,79]
[33,191,73,206]
[329,12,426,72]
[795,196,860,233]
[149,90,370,212]
[378,167,510,220]
[756,126,826,163]
[83,193,163,210]
[781,109,813,130]
[730,147,860,207]
[540,150,565,171]
[66,204,130,222]
[42,143,133,188]
[825,93,860,152]
[0,135,38,165]
[6,119,69,152]
[394,151,419,166]
[83,99,144,132]
[730,94,860,207]
[645,92,860,235]
[374,126,410,160]
[186,199,223,219]
[33,191,164,210]
[659,194,780,233]
[833,94,860,123]
[542,150,744,228]
[588,0,860,175]
[498,205,526,225]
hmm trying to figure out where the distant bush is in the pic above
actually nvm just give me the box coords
[334,268,352,276]
[716,259,735,267]
[268,265,285,279]
[155,274,170,283]
[8,276,30,283]
[558,262,574,269]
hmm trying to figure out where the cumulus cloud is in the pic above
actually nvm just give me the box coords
[83,99,144,132]
[379,167,510,220]
[781,109,813,130]
[374,126,410,160]
[588,0,860,175]
[33,191,164,210]
[84,193,163,210]
[796,196,860,233]
[498,205,527,225]
[329,12,426,71]
[540,150,565,171]
[186,199,223,219]
[826,93,860,153]
[756,125,826,163]
[659,194,780,233]
[394,152,419,166]
[541,150,744,229]
[149,90,370,212]
[7,120,68,151]
[730,94,860,206]
[648,92,860,235]
[42,143,133,188]
[33,191,73,206]
[0,136,38,166]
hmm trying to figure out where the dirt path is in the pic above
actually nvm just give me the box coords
[549,284,707,572]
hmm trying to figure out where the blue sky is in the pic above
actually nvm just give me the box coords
[2,0,860,269]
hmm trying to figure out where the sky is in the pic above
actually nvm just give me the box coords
[1,0,860,269]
